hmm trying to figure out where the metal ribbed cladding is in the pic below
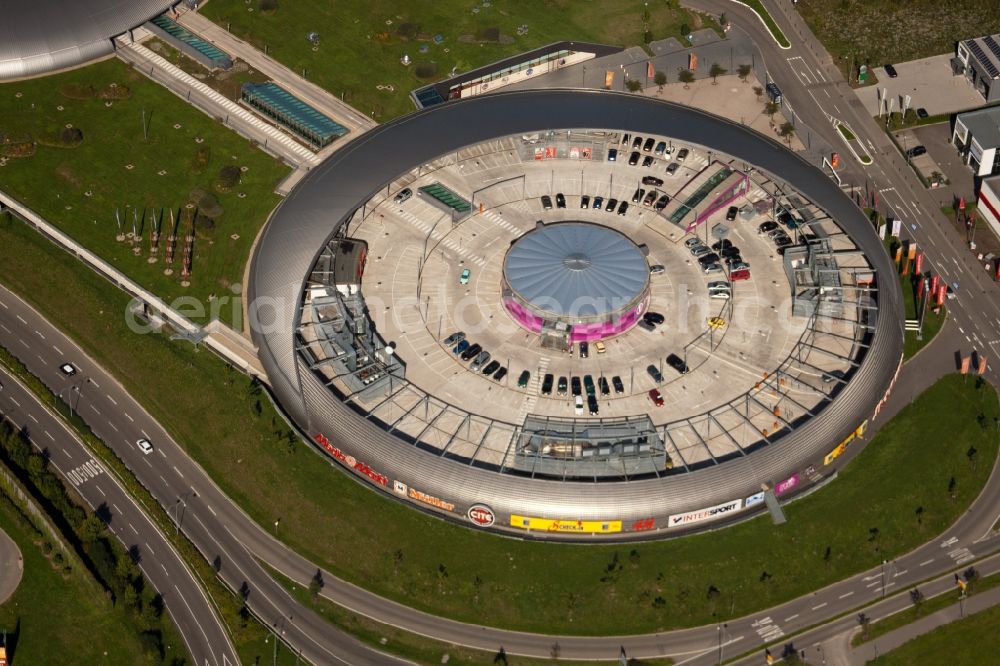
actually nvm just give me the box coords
[249,90,904,539]
[0,0,174,81]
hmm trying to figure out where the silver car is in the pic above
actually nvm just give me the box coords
[470,350,491,371]
[702,262,724,275]
[690,245,712,257]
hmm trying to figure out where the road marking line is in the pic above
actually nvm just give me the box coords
[894,569,908,577]
[109,422,118,432]
[8,397,19,407]
[812,602,828,610]
[173,465,184,479]
[125,413,134,422]
[28,413,37,423]
[113,502,122,515]
[35,330,45,340]
[839,591,854,599]
[16,315,27,324]
[129,523,139,535]
[53,345,63,355]
[106,394,117,406]
[45,430,55,441]
[206,504,217,517]
[96,485,105,496]
[867,580,881,588]
[784,614,799,622]
[919,559,934,566]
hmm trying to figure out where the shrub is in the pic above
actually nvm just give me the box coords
[59,84,97,100]
[479,27,501,42]
[258,0,278,11]
[397,22,420,39]
[216,165,241,191]
[415,62,438,79]
[189,188,223,219]
[191,146,210,175]
[60,126,84,146]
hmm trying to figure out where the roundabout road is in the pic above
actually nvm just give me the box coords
[0,527,22,605]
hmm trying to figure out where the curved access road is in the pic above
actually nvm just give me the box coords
[0,527,22,605]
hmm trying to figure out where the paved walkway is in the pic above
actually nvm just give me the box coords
[0,528,23,605]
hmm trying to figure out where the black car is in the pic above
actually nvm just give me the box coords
[647,364,664,384]
[666,353,689,374]
[758,220,779,235]
[571,376,582,396]
[636,318,656,332]
[644,311,665,325]
[632,136,643,149]
[711,239,734,251]
[642,176,664,187]
[621,133,631,145]
[726,206,739,221]
[606,198,618,212]
[598,376,611,396]
[580,341,589,358]
[557,376,568,395]
[884,63,898,78]
[628,151,641,166]
[617,200,629,216]
[580,195,590,209]
[556,193,566,208]
[632,188,645,203]
[643,137,656,152]
[666,162,680,175]
[698,252,721,265]
[676,148,689,161]
[916,107,929,119]
[593,196,604,210]
[607,148,618,162]
[482,360,501,375]
[720,246,742,259]
[541,195,553,210]
[460,343,481,361]
[642,155,655,167]
[774,235,793,248]
[587,394,599,415]
[584,375,596,396]
[443,331,465,346]
[493,366,508,381]
[725,254,745,268]
[906,145,927,158]
[612,375,625,394]
[655,194,670,210]
[541,373,554,395]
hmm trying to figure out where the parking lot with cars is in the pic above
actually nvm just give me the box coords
[344,131,865,467]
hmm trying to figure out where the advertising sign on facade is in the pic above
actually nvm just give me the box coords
[314,434,389,487]
[510,515,623,533]
[823,421,868,465]
[774,473,801,496]
[744,492,766,508]
[668,499,744,527]
[393,480,407,496]
[408,488,455,512]
[631,518,656,531]
[467,504,496,527]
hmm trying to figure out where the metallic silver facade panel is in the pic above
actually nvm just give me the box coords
[0,0,174,81]
[249,90,904,538]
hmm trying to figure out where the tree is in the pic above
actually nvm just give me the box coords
[910,587,925,616]
[915,505,924,525]
[857,612,870,640]
[948,475,957,498]
[309,569,324,598]
[738,64,752,83]
[217,165,241,191]
[626,79,643,93]
[78,514,106,543]
[765,101,780,121]
[964,566,979,592]
[753,85,764,101]
[258,0,278,11]
[709,63,727,84]
[779,121,795,146]
[654,70,667,91]
[967,445,979,471]
[680,23,690,37]
[678,69,695,89]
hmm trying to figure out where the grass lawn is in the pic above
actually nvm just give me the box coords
[797,0,1000,70]
[0,493,182,664]
[740,0,790,48]
[0,58,290,327]
[865,593,1000,665]
[200,0,721,121]
[883,237,947,359]
[2,211,999,636]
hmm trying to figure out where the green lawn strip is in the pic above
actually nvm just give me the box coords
[863,592,1000,665]
[882,237,947,359]
[262,561,674,666]
[146,38,271,102]
[739,0,790,47]
[796,0,1000,67]
[0,342,293,666]
[200,0,721,122]
[0,491,175,664]
[1,211,998,635]
[851,571,1000,647]
[0,57,289,327]
[837,123,856,141]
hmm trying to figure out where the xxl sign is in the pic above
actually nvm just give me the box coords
[668,499,744,527]
[314,434,389,487]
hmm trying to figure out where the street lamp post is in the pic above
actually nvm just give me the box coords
[881,559,888,598]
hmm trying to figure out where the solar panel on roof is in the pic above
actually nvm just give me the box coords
[968,40,1000,78]
[983,35,1000,68]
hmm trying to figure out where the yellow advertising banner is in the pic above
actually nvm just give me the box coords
[510,515,622,533]
[823,421,868,465]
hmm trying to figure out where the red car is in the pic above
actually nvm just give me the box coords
[730,268,751,282]
[648,388,664,406]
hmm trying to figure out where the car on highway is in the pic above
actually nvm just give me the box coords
[642,175,664,187]
[393,188,413,204]
[629,151,641,166]
[541,195,553,210]
[136,438,154,454]
[556,193,567,208]
[906,145,927,158]
[459,268,471,284]
[453,339,470,355]
[541,373,554,395]
[571,376,582,396]
[598,376,611,396]
[643,137,656,152]
[587,394,599,415]
[482,360,501,375]
[726,206,739,221]
[517,370,531,388]
[580,341,589,358]
[460,343,481,361]
[607,148,618,162]
[493,366,507,381]
[666,162,680,175]
[644,311,665,325]
[593,196,604,209]
[655,194,670,210]
[557,375,568,395]
[443,331,465,346]
[884,63,898,78]
[647,364,664,384]
[632,188,645,203]
[758,220,779,235]
[60,362,77,376]
[676,148,689,161]
[648,388,664,407]
[581,195,590,208]
[470,350,491,371]
[617,200,629,215]
[642,191,657,206]
[666,353,689,374]
[574,394,584,415]
[612,375,625,394]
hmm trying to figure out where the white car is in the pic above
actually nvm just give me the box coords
[136,438,154,455]
[574,394,584,415]
[59,363,77,376]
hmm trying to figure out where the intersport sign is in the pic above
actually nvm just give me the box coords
[668,499,743,527]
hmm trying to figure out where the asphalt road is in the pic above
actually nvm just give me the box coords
[0,526,22,605]
[0,366,237,666]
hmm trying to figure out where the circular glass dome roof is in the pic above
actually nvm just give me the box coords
[503,222,649,318]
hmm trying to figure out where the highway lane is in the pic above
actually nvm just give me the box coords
[0,367,237,666]
[4,282,1000,663]
[0,284,405,666]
